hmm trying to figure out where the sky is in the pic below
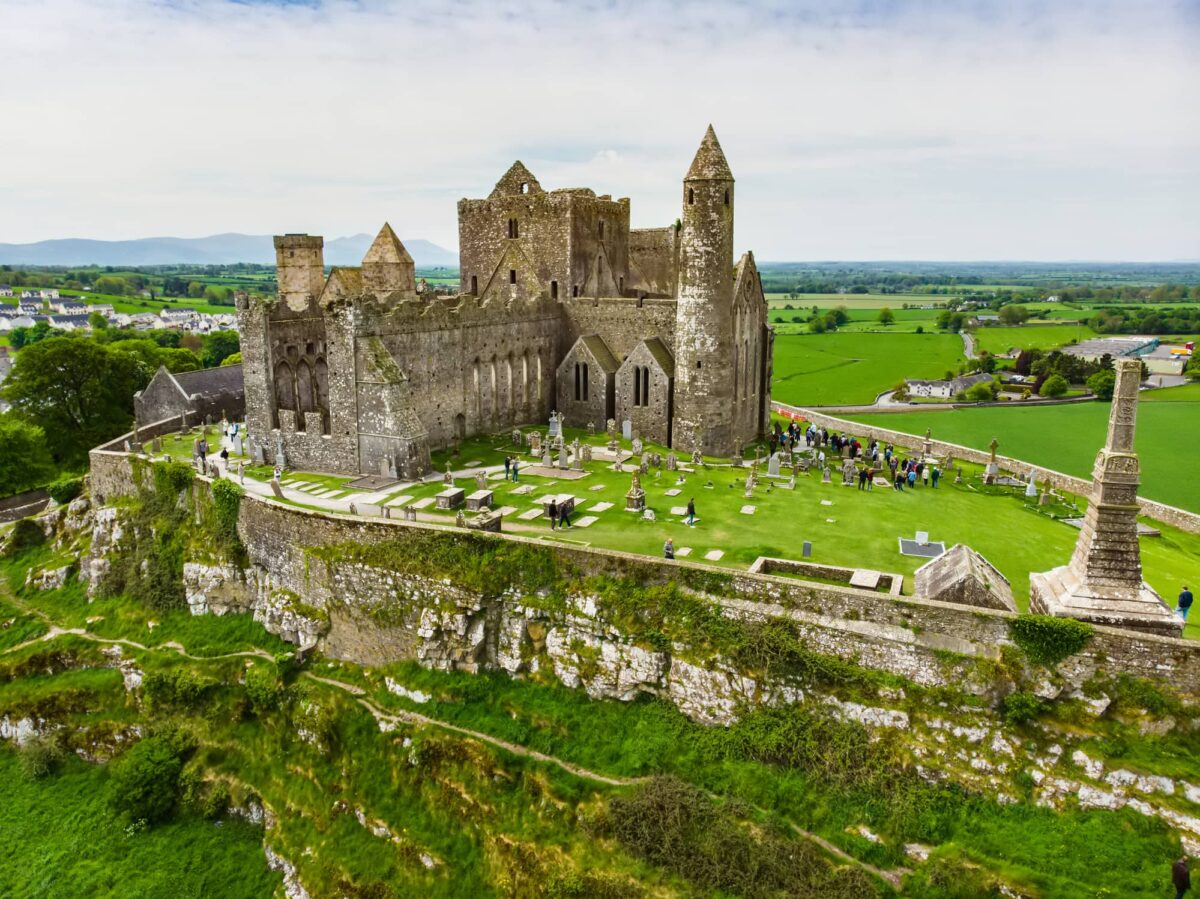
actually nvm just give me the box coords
[1,0,1198,261]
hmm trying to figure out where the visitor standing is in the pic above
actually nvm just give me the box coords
[559,501,572,529]
[664,537,675,560]
[504,456,511,480]
[907,468,917,489]
[220,446,229,471]
[548,499,559,531]
[921,465,930,487]
[857,468,867,491]
[1179,586,1194,621]
[686,498,696,527]
[511,458,519,482]
[1173,857,1191,899]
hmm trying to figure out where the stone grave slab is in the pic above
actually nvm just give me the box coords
[385,495,414,507]
[523,465,589,480]
[589,502,613,512]
[675,547,692,557]
[849,569,882,590]
[410,496,435,510]
[518,508,544,520]
[496,506,517,516]
[269,480,284,499]
[670,506,688,516]
[436,487,465,510]
[466,489,494,512]
[589,484,606,492]
[898,538,946,559]
[664,488,682,497]
[357,503,385,517]
[820,499,833,506]
[511,485,533,495]
[704,549,724,561]
[873,477,891,487]
[740,505,756,515]
[463,459,483,467]
[574,516,598,528]
[345,474,399,491]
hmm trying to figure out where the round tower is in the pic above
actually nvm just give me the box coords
[671,125,736,455]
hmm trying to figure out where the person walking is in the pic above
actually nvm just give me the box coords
[219,446,230,472]
[1173,856,1191,899]
[504,455,511,480]
[1179,585,1194,622]
[511,458,519,482]
[548,499,559,531]
[931,466,940,488]
[559,501,572,529]
[686,498,696,527]
[664,537,675,560]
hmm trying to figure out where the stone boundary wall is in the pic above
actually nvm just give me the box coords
[224,485,1200,698]
[0,489,49,524]
[804,395,1096,416]
[88,416,181,504]
[776,402,1200,534]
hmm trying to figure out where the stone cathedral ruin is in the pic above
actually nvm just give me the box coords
[237,126,772,478]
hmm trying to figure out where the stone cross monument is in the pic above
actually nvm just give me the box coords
[1030,359,1180,637]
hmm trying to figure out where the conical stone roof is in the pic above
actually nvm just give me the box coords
[685,124,733,181]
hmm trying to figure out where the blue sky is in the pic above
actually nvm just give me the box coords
[2,0,1197,260]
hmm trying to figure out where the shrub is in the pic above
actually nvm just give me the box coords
[210,478,243,546]
[1002,690,1048,726]
[142,668,215,710]
[152,460,194,498]
[3,518,45,558]
[18,732,65,779]
[244,663,285,714]
[46,476,83,505]
[109,735,185,824]
[1039,374,1069,398]
[1008,615,1092,666]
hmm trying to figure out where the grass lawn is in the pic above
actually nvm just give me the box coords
[372,427,1200,614]
[771,331,965,405]
[973,323,1096,355]
[0,750,280,897]
[841,384,1200,514]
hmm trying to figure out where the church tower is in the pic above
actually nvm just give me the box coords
[671,125,737,455]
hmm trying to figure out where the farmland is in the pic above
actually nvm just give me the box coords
[771,331,966,406]
[841,384,1200,512]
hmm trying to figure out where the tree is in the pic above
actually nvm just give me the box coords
[186,281,204,299]
[808,315,827,333]
[2,337,147,465]
[878,307,894,326]
[1040,374,1069,398]
[964,382,994,403]
[200,331,240,368]
[0,416,55,497]
[998,304,1030,325]
[93,275,127,296]
[220,352,243,367]
[1087,369,1116,400]
[87,311,109,331]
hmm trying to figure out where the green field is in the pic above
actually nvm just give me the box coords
[972,324,1098,355]
[771,331,965,405]
[842,384,1200,513]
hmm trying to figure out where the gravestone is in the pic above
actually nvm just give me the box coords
[558,446,568,469]
[625,473,646,511]
[269,480,284,499]
[436,487,465,510]
[842,458,856,486]
[1025,472,1038,498]
[542,449,552,467]
[984,437,1000,484]
[151,436,162,453]
[606,418,617,436]
[232,434,243,456]
[475,470,488,490]
[802,541,812,558]
[587,422,595,436]
[767,453,781,478]
[456,510,466,527]
[581,444,593,462]
[530,432,542,455]
[822,466,832,483]
[666,452,678,471]
[631,437,643,456]
[444,463,454,486]
[512,429,522,446]
[691,448,703,466]
[466,489,493,512]
[954,467,963,485]
[639,459,649,475]
[650,452,661,468]
[607,436,619,453]
[123,440,132,453]
[275,433,286,470]
[915,544,1016,612]
[548,411,561,437]
[622,420,632,440]
[254,443,266,465]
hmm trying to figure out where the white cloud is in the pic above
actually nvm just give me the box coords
[0,0,1196,259]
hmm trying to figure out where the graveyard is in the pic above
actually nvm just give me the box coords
[153,414,1200,624]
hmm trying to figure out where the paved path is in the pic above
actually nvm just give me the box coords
[961,330,977,359]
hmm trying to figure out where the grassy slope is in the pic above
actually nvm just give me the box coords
[972,323,1099,355]
[772,331,965,405]
[842,384,1200,514]
[0,751,280,898]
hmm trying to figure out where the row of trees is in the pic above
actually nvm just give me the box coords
[1089,306,1200,335]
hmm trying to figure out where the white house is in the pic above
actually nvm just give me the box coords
[0,286,13,298]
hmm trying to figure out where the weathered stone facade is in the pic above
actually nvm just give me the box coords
[134,363,244,428]
[237,127,771,473]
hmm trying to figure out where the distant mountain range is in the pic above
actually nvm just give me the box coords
[0,233,458,268]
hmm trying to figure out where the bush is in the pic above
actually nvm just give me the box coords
[210,478,243,547]
[1087,369,1116,400]
[142,668,214,710]
[1009,615,1092,666]
[3,518,45,558]
[244,663,285,714]
[1002,691,1048,726]
[109,735,185,824]
[18,733,65,779]
[1039,374,1069,398]
[47,476,83,505]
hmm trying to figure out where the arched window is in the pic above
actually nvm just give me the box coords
[572,285,578,298]
[505,355,513,421]
[633,365,642,407]
[314,357,330,434]
[507,219,519,239]
[688,187,694,205]
[509,269,517,285]
[733,343,739,399]
[583,362,589,400]
[472,359,481,418]
[296,360,314,413]
[619,276,624,294]
[574,362,582,402]
[470,275,478,295]
[639,366,650,406]
[274,360,295,411]
[522,351,530,406]
[490,357,498,420]
[724,188,730,206]
[550,280,558,300]
[536,354,543,402]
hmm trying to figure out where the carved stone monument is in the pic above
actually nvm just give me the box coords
[475,470,488,490]
[530,432,542,455]
[1030,359,1181,637]
[443,462,454,486]
[631,436,643,456]
[606,418,617,437]
[767,453,781,478]
[842,458,856,486]
[625,473,646,512]
[666,452,678,471]
[984,438,1000,485]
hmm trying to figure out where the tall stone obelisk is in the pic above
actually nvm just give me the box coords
[1030,358,1181,637]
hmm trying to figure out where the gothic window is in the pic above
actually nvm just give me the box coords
[733,344,739,398]
[583,362,590,400]
[470,275,478,295]
[574,363,582,402]
[519,182,528,194]
[634,366,649,407]
[490,357,498,421]
[509,269,517,285]
[724,188,730,206]
[296,360,314,413]
[633,366,641,406]
[274,360,295,411]
[314,357,330,434]
[473,359,481,418]
[572,285,578,298]
[507,219,519,239]
[537,354,543,402]
[550,280,558,300]
[688,188,694,205]
[522,351,530,405]
[505,356,514,420]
